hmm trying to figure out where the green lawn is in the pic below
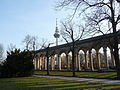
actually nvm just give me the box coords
[0,76,120,90]
[34,71,117,80]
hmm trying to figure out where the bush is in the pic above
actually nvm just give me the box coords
[0,49,34,78]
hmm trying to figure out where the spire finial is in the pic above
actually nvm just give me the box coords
[55,18,58,32]
[54,18,60,46]
[56,18,57,27]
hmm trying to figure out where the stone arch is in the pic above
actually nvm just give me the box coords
[51,54,58,70]
[106,47,111,69]
[59,53,67,70]
[91,48,96,68]
[58,50,67,56]
[78,50,85,70]
[67,51,72,70]
[51,51,57,56]
[98,47,104,69]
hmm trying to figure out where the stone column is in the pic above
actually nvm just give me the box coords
[103,47,109,70]
[39,57,41,70]
[51,56,55,70]
[58,55,62,70]
[89,50,94,71]
[84,51,88,70]
[34,58,37,70]
[96,50,101,70]
[67,55,71,70]
[77,53,81,71]
[44,56,47,70]
[68,55,71,70]
[44,57,47,70]
[36,57,39,70]
[41,56,45,70]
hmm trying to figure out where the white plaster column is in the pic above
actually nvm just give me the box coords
[84,51,88,70]
[51,56,55,70]
[39,57,41,70]
[67,55,71,70]
[89,50,94,71]
[34,58,37,70]
[42,56,45,70]
[77,53,81,71]
[58,55,62,70]
[103,47,109,70]
[96,50,101,70]
[36,57,39,70]
[44,57,47,70]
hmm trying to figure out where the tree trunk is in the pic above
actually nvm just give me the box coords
[112,20,120,79]
[46,48,49,75]
[113,33,120,79]
[110,0,120,80]
[72,42,75,77]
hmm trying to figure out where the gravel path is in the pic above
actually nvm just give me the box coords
[33,75,120,84]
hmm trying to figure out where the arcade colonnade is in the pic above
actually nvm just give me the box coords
[33,32,120,71]
[33,46,116,71]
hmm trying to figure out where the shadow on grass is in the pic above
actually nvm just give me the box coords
[0,76,120,90]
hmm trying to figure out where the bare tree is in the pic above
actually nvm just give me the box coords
[22,35,39,51]
[0,44,4,61]
[31,36,39,51]
[61,21,85,76]
[39,38,48,49]
[22,35,32,50]
[7,43,16,52]
[57,0,120,79]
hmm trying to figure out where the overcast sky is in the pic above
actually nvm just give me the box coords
[0,0,68,52]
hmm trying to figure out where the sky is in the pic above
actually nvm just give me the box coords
[0,0,67,53]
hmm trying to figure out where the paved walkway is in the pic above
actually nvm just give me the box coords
[33,75,120,84]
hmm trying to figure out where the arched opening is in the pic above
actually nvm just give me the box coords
[41,55,46,70]
[60,53,67,70]
[106,47,111,69]
[54,54,58,70]
[89,48,97,70]
[79,50,85,70]
[91,48,97,69]
[97,47,111,70]
[98,47,104,69]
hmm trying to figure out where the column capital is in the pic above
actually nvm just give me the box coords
[103,47,107,52]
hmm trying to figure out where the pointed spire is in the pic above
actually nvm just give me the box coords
[55,18,59,33]
[56,18,57,27]
[54,18,60,46]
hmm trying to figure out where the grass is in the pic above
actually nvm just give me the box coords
[34,71,117,80]
[0,76,120,90]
